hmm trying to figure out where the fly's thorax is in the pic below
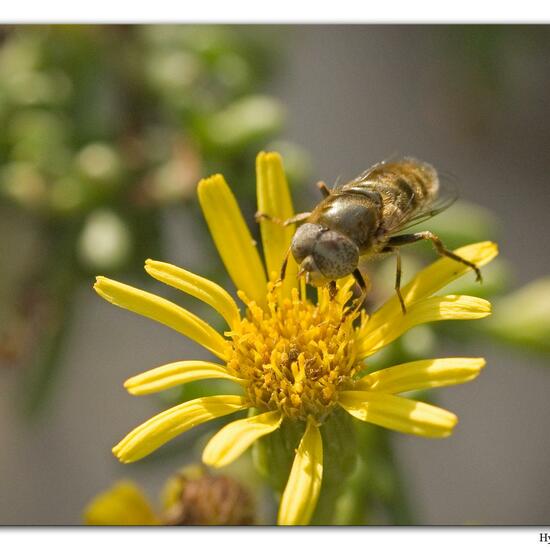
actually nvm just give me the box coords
[310,192,382,253]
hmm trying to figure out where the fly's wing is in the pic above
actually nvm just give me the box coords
[389,170,459,234]
[329,154,399,192]
[354,158,459,234]
[339,155,430,188]
[330,158,459,233]
[333,155,400,190]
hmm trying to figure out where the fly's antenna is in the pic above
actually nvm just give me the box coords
[279,247,291,283]
[332,174,344,190]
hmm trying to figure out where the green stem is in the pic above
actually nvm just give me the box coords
[333,458,371,525]
[311,481,342,525]
[379,430,417,525]
[345,423,417,525]
[18,282,76,419]
[17,222,80,420]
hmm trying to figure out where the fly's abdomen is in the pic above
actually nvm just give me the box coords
[310,158,440,255]
[359,159,439,223]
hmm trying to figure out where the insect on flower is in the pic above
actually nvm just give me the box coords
[93,152,498,525]
[257,157,482,314]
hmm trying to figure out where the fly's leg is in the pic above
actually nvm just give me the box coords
[394,248,406,313]
[386,231,483,282]
[316,181,331,197]
[328,280,337,300]
[351,268,369,315]
[392,247,407,314]
[380,245,406,314]
[278,247,291,283]
[254,211,311,226]
[343,268,369,319]
[255,179,329,226]
[256,212,311,284]
[256,178,327,225]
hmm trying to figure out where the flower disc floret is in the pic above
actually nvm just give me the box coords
[227,284,358,421]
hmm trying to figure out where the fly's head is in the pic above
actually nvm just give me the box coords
[290,223,359,286]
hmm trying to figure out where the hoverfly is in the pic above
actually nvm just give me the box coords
[257,157,482,314]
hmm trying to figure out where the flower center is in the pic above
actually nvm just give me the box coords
[226,283,359,421]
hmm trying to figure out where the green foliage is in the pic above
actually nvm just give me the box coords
[0,25,303,418]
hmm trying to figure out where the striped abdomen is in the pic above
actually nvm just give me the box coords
[345,159,439,226]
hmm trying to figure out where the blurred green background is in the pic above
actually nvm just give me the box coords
[0,25,549,525]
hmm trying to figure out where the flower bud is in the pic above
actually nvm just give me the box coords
[83,481,159,526]
[162,466,255,525]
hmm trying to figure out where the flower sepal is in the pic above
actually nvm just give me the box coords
[252,408,357,525]
[252,412,305,492]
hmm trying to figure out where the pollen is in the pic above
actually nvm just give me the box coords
[226,283,359,421]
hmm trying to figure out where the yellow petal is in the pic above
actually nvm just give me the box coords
[339,391,457,438]
[256,151,298,298]
[94,276,228,361]
[124,360,247,396]
[113,395,248,463]
[360,241,498,336]
[278,417,323,526]
[198,174,267,307]
[357,294,491,358]
[356,357,486,394]
[145,259,241,330]
[83,481,159,525]
[203,410,282,468]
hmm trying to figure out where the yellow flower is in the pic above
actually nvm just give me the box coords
[94,151,498,525]
[84,481,160,526]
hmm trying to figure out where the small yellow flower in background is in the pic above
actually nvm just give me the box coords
[84,481,159,526]
[84,466,255,525]
[94,151,498,525]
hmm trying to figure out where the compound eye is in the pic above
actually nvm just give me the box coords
[313,231,359,280]
[291,223,324,263]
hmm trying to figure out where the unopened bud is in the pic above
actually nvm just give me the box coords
[83,481,159,526]
[162,466,255,526]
